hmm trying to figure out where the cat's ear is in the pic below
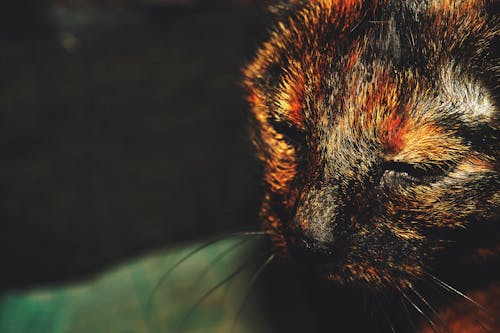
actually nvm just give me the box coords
[267,0,304,17]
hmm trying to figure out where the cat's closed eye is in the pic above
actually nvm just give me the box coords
[269,117,305,148]
[382,160,454,182]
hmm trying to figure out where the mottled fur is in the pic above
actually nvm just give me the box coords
[244,0,498,331]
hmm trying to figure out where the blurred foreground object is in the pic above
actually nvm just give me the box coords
[0,238,270,333]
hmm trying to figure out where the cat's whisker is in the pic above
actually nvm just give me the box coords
[398,286,441,333]
[145,231,266,325]
[408,285,451,333]
[177,257,255,332]
[227,231,268,237]
[192,238,253,287]
[477,320,492,333]
[425,272,492,317]
[398,291,417,331]
[230,253,276,333]
[374,293,398,333]
[424,275,492,333]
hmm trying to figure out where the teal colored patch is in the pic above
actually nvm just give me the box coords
[0,237,271,333]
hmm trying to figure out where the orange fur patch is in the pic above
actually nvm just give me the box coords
[394,123,466,164]
[279,62,305,128]
[383,113,409,153]
[417,282,500,333]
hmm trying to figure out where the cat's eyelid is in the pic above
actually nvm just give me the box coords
[268,116,305,144]
[268,114,303,130]
[383,160,454,178]
[385,159,451,168]
[268,115,301,131]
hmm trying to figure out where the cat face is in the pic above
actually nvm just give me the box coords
[244,0,499,289]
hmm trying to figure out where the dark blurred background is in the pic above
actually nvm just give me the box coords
[0,0,268,291]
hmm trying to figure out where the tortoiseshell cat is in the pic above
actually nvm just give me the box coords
[244,0,499,332]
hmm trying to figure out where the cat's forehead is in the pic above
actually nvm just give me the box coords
[325,60,496,124]
[254,0,497,128]
[243,0,498,168]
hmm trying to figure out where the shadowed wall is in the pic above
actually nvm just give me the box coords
[0,1,267,290]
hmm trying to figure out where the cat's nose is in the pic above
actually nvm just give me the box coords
[289,230,347,265]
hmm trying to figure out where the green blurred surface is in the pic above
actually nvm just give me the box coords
[0,238,269,333]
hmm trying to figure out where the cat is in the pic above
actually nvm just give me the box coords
[243,0,499,332]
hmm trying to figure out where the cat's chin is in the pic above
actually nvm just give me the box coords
[308,262,419,291]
